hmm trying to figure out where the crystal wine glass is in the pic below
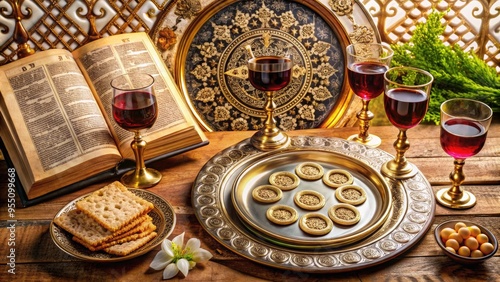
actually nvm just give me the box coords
[346,43,394,148]
[436,98,492,209]
[111,73,162,188]
[381,67,433,179]
[247,55,293,151]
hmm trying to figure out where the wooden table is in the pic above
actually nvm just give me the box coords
[1,124,499,281]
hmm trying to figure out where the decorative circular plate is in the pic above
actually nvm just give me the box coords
[152,0,380,131]
[231,149,392,249]
[50,189,176,262]
[192,136,435,273]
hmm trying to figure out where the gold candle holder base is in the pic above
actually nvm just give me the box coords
[121,133,162,189]
[435,159,475,209]
[436,188,476,209]
[121,167,162,189]
[380,160,417,179]
[347,134,381,148]
[250,129,290,151]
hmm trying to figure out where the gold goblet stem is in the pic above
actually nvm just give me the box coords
[250,91,290,151]
[381,129,417,179]
[121,132,162,188]
[132,132,147,175]
[436,159,476,209]
[449,159,466,196]
[263,91,276,132]
[347,99,381,148]
[357,99,373,141]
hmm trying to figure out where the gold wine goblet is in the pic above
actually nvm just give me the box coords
[111,73,162,188]
[436,98,493,209]
[346,43,394,148]
[247,55,293,151]
[381,67,433,179]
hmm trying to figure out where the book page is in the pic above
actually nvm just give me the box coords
[0,49,122,198]
[72,32,205,159]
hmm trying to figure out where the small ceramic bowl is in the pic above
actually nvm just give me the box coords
[434,220,498,264]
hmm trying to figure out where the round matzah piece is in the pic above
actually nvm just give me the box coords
[328,203,361,226]
[269,171,300,191]
[299,213,333,236]
[295,162,324,180]
[335,185,367,206]
[322,169,354,188]
[252,185,283,203]
[294,190,326,210]
[266,205,298,225]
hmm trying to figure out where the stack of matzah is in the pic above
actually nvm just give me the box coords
[54,181,158,256]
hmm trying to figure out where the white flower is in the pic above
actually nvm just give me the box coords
[149,232,213,280]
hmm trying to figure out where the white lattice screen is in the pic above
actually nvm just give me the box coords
[1,0,498,70]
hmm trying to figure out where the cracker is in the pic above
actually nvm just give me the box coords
[73,222,156,252]
[76,181,154,232]
[109,218,154,242]
[54,209,114,246]
[54,209,150,246]
[104,231,158,256]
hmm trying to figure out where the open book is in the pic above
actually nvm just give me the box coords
[0,32,208,205]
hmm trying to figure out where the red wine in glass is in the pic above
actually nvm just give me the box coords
[112,91,158,131]
[384,88,428,129]
[440,118,487,159]
[380,66,433,180]
[347,62,388,100]
[248,56,292,91]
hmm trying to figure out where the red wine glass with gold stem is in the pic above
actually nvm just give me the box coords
[346,43,393,148]
[436,98,492,209]
[111,73,162,188]
[247,55,293,151]
[381,67,433,179]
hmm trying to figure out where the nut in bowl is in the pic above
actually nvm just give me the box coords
[434,220,498,264]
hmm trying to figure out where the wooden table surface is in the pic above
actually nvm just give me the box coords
[1,124,499,281]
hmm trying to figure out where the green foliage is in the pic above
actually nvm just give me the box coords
[390,11,500,124]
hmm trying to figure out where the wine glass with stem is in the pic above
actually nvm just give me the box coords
[436,98,492,209]
[346,43,394,148]
[247,53,293,151]
[381,66,433,179]
[111,73,162,188]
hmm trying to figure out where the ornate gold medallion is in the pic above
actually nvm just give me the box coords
[163,0,351,131]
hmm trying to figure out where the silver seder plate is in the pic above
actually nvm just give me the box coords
[231,149,392,249]
[192,136,435,273]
